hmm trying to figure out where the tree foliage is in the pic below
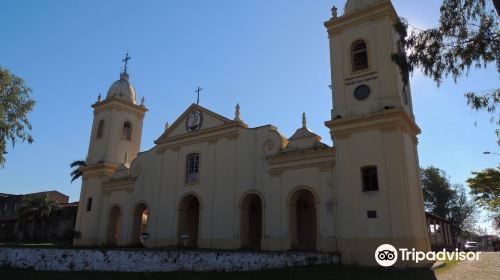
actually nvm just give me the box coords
[467,166,500,211]
[448,184,479,237]
[70,160,86,183]
[17,194,61,241]
[421,166,455,217]
[19,194,61,220]
[392,0,500,143]
[0,66,35,167]
[421,166,479,237]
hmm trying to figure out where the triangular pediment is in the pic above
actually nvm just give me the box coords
[155,104,238,144]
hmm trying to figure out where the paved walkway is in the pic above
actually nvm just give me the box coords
[436,252,500,280]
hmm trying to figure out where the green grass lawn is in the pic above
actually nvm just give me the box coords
[0,265,438,280]
[433,258,461,273]
[0,242,72,248]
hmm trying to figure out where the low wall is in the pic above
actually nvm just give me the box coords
[0,248,339,272]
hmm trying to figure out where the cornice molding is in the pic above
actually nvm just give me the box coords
[266,148,335,177]
[81,163,117,178]
[325,109,420,141]
[102,179,135,195]
[92,98,148,116]
[155,124,242,152]
[324,1,397,36]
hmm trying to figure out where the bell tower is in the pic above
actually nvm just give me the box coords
[86,71,147,166]
[325,0,430,266]
[326,0,414,120]
[74,62,147,246]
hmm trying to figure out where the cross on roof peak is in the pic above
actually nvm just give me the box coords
[121,52,132,75]
[195,86,203,105]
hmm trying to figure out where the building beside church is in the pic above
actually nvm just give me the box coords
[74,0,431,266]
[0,191,78,242]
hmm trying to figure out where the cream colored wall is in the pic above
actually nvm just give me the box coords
[327,2,413,120]
[98,190,133,245]
[83,122,337,252]
[334,130,392,239]
[87,105,144,166]
[91,125,270,248]
[74,176,107,245]
[332,125,429,266]
[265,168,336,252]
[402,132,429,240]
[86,111,109,164]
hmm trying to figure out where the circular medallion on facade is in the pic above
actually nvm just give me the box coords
[186,111,204,132]
[263,139,276,156]
[354,84,371,101]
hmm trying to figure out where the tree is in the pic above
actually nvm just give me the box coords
[448,184,479,237]
[0,66,35,166]
[17,194,60,241]
[421,166,455,218]
[392,0,500,143]
[70,160,86,183]
[421,166,479,238]
[467,166,500,211]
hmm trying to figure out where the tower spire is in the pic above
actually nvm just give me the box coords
[234,103,241,121]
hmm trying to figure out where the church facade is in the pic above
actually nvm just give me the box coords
[74,0,431,266]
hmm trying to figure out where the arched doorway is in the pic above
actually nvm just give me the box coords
[240,193,263,248]
[131,203,149,245]
[178,195,200,247]
[107,205,122,245]
[289,189,317,250]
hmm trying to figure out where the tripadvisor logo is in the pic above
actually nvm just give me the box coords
[374,244,482,267]
[375,244,398,267]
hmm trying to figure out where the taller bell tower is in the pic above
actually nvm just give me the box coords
[325,0,430,266]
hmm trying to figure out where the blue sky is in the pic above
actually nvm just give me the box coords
[1,1,498,232]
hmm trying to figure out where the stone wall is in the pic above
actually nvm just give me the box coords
[0,248,339,272]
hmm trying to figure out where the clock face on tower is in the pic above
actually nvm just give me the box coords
[186,111,203,132]
[354,84,371,101]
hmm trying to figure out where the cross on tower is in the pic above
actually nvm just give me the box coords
[195,86,203,105]
[122,52,132,74]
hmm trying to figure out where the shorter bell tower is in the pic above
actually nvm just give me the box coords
[86,71,147,166]
[74,60,147,246]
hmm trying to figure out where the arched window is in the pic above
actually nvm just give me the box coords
[178,195,200,247]
[352,40,368,72]
[185,153,200,183]
[240,193,263,248]
[122,121,132,140]
[289,189,317,250]
[107,205,122,245]
[96,120,105,139]
[131,203,149,245]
